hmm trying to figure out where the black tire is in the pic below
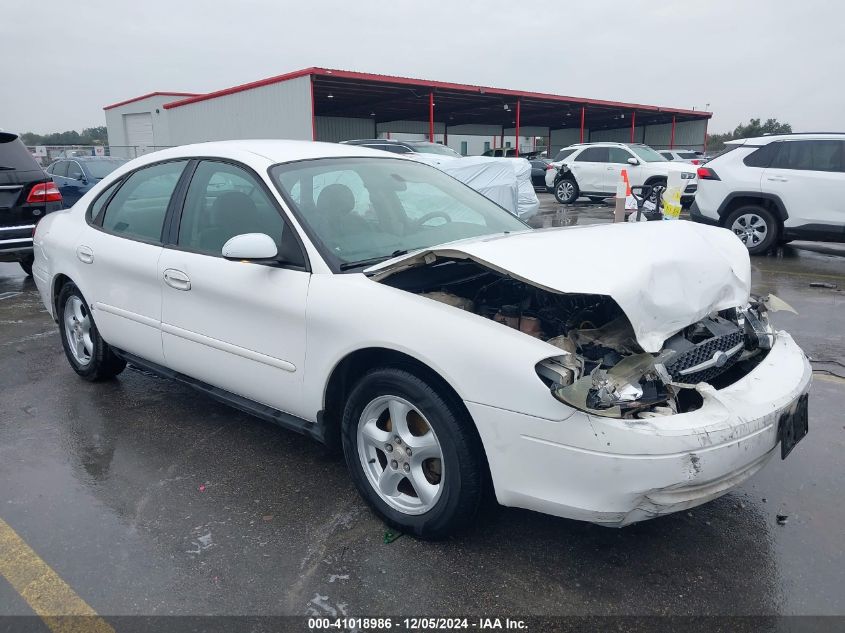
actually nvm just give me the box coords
[554,178,579,204]
[646,178,667,205]
[588,196,608,203]
[341,367,485,539]
[19,255,33,277]
[57,282,126,382]
[723,205,779,255]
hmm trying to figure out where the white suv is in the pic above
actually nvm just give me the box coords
[545,142,698,205]
[691,134,845,254]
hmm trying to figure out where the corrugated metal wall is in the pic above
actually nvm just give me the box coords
[643,119,707,149]
[550,128,585,154]
[167,76,313,145]
[315,116,376,142]
[376,120,446,135]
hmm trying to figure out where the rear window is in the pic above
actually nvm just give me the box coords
[0,133,42,172]
[677,152,699,159]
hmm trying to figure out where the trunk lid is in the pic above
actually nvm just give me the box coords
[366,221,751,352]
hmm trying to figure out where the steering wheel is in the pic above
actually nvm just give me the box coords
[414,211,452,227]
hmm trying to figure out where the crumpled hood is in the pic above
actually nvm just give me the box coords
[367,221,751,353]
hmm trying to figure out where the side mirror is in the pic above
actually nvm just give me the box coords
[222,233,278,261]
[627,157,640,166]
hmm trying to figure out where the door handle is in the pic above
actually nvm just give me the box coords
[76,245,94,264]
[163,268,191,291]
[767,177,788,182]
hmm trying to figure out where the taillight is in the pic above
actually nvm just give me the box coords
[696,166,719,180]
[26,182,62,203]
[545,164,557,170]
[690,159,701,165]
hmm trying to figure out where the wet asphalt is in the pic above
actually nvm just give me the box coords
[1,194,844,623]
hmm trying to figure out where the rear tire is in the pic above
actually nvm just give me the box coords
[554,178,579,204]
[724,205,779,255]
[341,367,484,539]
[19,255,33,277]
[57,282,126,381]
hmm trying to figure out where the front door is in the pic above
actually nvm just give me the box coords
[158,159,310,414]
[606,147,637,193]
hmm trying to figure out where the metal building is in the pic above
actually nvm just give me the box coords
[103,67,712,157]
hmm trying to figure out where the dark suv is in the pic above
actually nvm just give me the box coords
[0,133,62,275]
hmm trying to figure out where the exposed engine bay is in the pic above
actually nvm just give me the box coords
[382,258,786,419]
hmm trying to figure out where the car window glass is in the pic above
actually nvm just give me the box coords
[554,148,576,161]
[661,152,674,160]
[743,142,780,168]
[608,148,634,164]
[0,134,42,171]
[52,161,69,178]
[575,147,609,163]
[68,162,84,180]
[89,179,122,223]
[178,160,295,259]
[678,152,698,159]
[101,160,187,243]
[771,140,843,172]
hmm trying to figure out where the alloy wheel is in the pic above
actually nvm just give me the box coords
[731,213,768,247]
[557,181,575,202]
[357,395,444,515]
[63,295,93,366]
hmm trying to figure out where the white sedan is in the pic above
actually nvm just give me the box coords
[31,140,811,538]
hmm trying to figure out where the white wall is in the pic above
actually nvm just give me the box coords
[104,94,180,158]
[166,76,313,145]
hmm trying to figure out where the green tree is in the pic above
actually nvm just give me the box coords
[706,118,792,154]
[18,126,108,146]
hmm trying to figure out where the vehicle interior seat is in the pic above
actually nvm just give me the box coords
[315,184,374,241]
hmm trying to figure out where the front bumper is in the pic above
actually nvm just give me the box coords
[469,331,811,526]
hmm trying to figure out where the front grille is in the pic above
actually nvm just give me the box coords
[665,330,744,384]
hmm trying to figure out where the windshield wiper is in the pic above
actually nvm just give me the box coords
[338,249,409,271]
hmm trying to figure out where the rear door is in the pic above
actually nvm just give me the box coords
[80,159,190,364]
[762,139,845,237]
[60,161,88,206]
[570,146,609,192]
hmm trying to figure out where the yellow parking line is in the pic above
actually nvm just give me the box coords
[813,371,845,386]
[0,517,114,633]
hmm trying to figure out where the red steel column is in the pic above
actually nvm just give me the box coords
[670,115,676,149]
[429,91,435,142]
[310,75,317,141]
[579,106,585,143]
[630,111,636,143]
[514,99,521,157]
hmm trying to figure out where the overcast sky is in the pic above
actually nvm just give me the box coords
[3,0,841,135]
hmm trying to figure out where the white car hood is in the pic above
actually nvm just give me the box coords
[366,221,751,353]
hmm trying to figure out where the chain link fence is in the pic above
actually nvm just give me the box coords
[26,145,173,167]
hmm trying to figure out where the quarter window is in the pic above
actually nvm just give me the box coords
[177,160,299,262]
[52,161,69,178]
[575,147,609,163]
[743,143,779,168]
[89,180,122,223]
[100,160,187,243]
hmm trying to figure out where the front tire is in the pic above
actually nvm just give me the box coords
[554,178,579,204]
[57,282,126,381]
[341,367,484,539]
[725,205,779,255]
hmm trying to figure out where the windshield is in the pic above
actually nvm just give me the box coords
[271,157,528,270]
[83,159,127,178]
[408,143,462,157]
[630,146,667,162]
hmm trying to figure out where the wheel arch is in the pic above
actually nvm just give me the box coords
[717,192,788,226]
[51,273,74,321]
[320,347,480,458]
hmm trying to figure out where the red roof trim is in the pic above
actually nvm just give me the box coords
[159,67,712,118]
[162,67,320,110]
[103,92,200,111]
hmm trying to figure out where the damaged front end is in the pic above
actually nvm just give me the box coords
[544,296,783,418]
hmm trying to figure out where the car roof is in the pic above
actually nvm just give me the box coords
[727,132,845,145]
[117,140,397,173]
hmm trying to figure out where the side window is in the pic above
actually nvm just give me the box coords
[743,142,779,168]
[661,152,674,160]
[771,140,844,172]
[68,162,84,180]
[177,160,302,263]
[101,160,187,243]
[575,147,609,163]
[554,148,576,161]
[88,179,122,223]
[608,148,634,164]
[52,161,69,178]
